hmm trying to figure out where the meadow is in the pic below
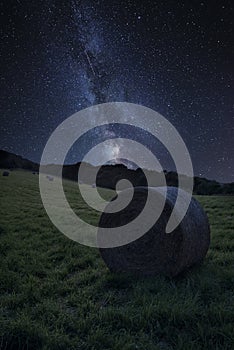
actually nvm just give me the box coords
[0,170,233,350]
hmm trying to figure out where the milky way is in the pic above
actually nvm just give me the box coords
[0,0,233,182]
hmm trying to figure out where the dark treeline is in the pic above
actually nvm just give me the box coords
[1,150,233,195]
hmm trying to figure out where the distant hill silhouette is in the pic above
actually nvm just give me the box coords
[0,150,39,171]
[0,150,233,195]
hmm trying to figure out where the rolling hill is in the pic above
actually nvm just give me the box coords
[0,150,233,195]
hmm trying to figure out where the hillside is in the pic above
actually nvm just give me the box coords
[0,150,233,195]
[0,150,39,171]
[0,170,233,349]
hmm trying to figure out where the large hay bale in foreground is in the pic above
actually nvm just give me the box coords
[98,187,210,277]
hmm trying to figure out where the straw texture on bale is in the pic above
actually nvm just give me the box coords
[98,186,210,277]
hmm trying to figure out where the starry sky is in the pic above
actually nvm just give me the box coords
[0,0,233,183]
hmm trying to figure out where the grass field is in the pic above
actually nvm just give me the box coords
[0,170,234,350]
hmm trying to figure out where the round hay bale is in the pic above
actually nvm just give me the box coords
[46,175,54,181]
[2,171,9,177]
[98,186,210,277]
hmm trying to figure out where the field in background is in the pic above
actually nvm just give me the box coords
[0,170,233,350]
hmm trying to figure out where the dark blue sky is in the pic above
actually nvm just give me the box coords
[0,0,233,182]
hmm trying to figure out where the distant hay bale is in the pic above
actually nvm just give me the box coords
[46,175,54,181]
[98,186,210,277]
[92,183,96,188]
[2,171,9,177]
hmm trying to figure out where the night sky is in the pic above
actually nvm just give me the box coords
[0,0,233,183]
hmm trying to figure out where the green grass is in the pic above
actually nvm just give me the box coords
[0,170,234,350]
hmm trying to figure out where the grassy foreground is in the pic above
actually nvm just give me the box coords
[0,170,234,350]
